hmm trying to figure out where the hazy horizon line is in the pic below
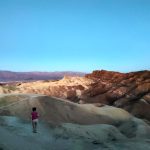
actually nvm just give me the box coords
[0,69,149,74]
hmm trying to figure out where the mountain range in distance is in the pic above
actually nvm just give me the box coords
[0,70,85,82]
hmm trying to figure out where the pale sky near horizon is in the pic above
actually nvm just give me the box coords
[0,0,150,73]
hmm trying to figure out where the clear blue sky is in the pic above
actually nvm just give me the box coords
[0,0,150,73]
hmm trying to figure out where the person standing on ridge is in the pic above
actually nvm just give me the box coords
[31,107,39,133]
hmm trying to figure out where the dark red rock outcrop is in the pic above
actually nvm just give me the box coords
[84,70,150,121]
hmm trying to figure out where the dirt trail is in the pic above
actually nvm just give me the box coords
[0,94,45,110]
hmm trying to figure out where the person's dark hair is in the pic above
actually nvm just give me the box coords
[32,107,36,111]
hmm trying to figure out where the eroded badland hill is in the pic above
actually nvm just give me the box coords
[0,70,150,122]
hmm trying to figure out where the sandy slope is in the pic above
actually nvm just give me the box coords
[0,94,132,125]
[0,94,150,150]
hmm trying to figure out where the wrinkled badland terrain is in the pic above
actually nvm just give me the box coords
[0,69,150,150]
[0,70,150,122]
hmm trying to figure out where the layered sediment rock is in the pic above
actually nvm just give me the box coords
[84,70,150,121]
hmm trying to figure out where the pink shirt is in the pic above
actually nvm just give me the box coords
[31,111,39,120]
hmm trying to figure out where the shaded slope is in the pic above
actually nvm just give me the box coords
[0,94,150,150]
[1,116,150,150]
